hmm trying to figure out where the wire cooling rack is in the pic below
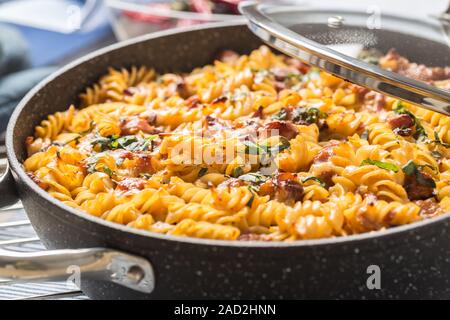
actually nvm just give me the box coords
[0,143,87,300]
[0,202,88,300]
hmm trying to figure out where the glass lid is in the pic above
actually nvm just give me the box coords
[240,2,450,115]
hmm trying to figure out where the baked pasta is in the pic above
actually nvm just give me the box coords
[24,46,450,241]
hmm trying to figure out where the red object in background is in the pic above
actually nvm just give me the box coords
[122,3,172,23]
[213,0,241,14]
[190,0,213,14]
[122,0,242,25]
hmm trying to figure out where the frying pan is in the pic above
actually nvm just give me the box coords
[1,21,450,299]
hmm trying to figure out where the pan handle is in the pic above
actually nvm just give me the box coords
[0,247,155,294]
[0,158,19,208]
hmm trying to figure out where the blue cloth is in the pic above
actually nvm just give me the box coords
[0,67,57,132]
[0,0,115,131]
[18,23,113,67]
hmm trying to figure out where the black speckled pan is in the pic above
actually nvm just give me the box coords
[1,22,450,299]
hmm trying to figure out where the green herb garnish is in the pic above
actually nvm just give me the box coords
[232,167,244,178]
[84,155,115,177]
[246,185,261,207]
[431,132,450,148]
[127,135,158,151]
[431,150,443,159]
[301,176,327,188]
[243,140,265,155]
[198,167,208,177]
[361,129,369,140]
[90,135,113,151]
[243,137,290,156]
[85,155,100,174]
[402,160,416,176]
[292,107,327,125]
[361,159,399,172]
[272,108,288,120]
[103,166,114,178]
[90,134,157,152]
[238,172,268,184]
[114,135,138,148]
[262,136,291,155]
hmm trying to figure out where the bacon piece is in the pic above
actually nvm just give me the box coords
[27,172,48,190]
[120,116,160,135]
[285,58,310,74]
[119,150,134,160]
[275,80,288,92]
[175,79,191,99]
[404,173,435,201]
[211,96,228,104]
[218,178,245,189]
[259,120,298,140]
[133,153,155,175]
[216,50,239,64]
[415,198,444,217]
[380,48,450,82]
[350,84,370,101]
[259,172,303,203]
[317,170,334,188]
[185,95,200,109]
[388,114,414,130]
[388,114,414,136]
[140,110,157,124]
[237,233,271,241]
[270,67,299,82]
[116,177,146,192]
[312,143,339,164]
[252,106,264,119]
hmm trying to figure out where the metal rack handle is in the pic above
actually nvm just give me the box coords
[0,158,155,294]
[0,158,19,208]
[0,247,155,294]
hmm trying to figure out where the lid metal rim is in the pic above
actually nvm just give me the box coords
[240,2,450,115]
